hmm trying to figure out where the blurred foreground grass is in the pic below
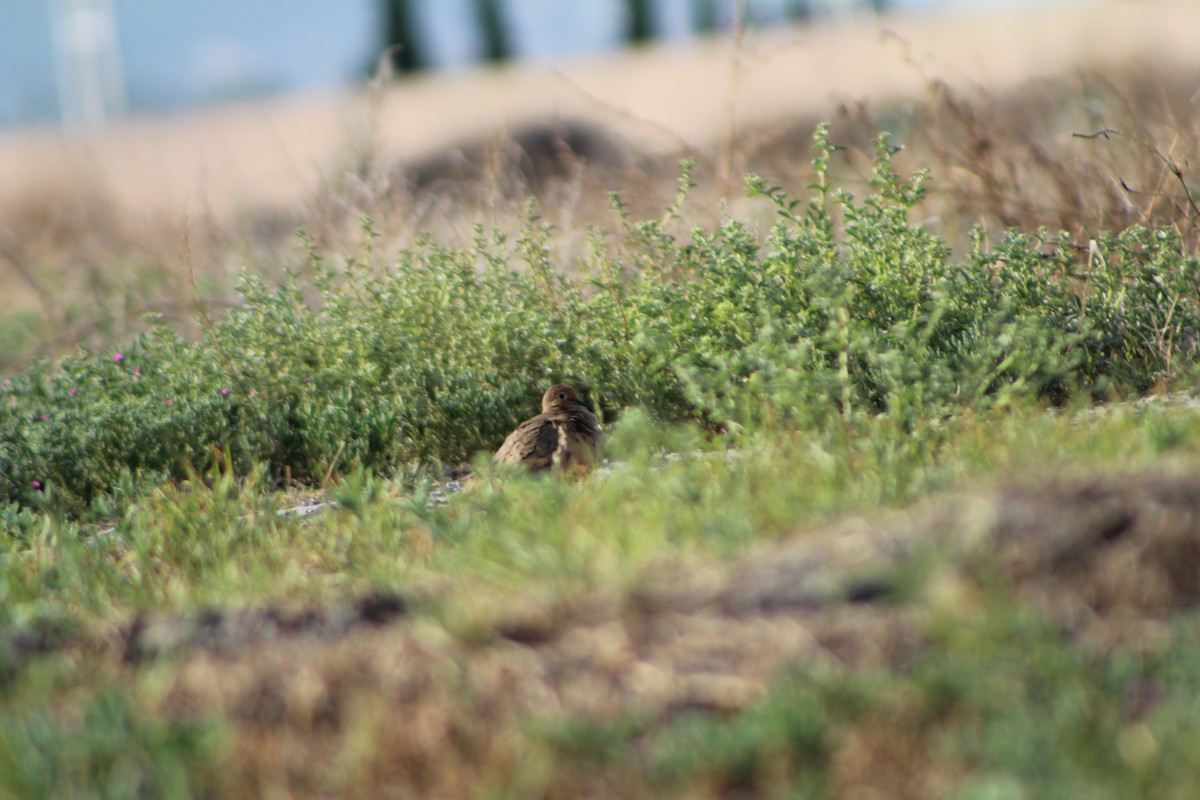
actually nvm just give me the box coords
[4,402,1200,798]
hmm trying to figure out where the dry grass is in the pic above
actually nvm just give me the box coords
[9,63,1200,372]
[740,65,1200,243]
[3,12,1200,371]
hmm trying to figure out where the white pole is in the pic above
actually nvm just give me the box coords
[48,0,126,128]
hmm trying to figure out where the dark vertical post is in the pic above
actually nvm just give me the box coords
[382,0,423,74]
[783,0,813,22]
[472,0,511,63]
[694,0,718,33]
[624,0,657,45]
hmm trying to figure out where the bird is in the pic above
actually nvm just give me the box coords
[494,384,602,474]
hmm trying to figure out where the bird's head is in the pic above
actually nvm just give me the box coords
[542,384,586,413]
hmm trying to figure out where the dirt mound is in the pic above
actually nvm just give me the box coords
[398,119,634,197]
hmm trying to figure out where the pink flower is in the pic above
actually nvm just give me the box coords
[220,388,229,396]
[39,413,50,420]
[166,399,175,407]
[32,480,42,489]
[113,353,124,363]
[68,387,78,396]
[133,367,141,376]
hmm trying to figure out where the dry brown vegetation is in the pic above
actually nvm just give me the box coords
[731,66,1200,244]
[3,60,1199,374]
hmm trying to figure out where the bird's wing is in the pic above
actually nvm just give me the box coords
[573,411,602,451]
[494,416,560,470]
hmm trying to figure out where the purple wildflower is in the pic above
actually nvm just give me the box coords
[133,367,141,376]
[166,399,175,407]
[220,388,229,396]
[32,480,42,489]
[39,413,50,421]
[113,352,124,363]
[68,387,78,397]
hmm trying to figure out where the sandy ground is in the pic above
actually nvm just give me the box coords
[1,0,1198,222]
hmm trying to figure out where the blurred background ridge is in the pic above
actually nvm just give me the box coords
[8,0,1071,130]
[0,0,1193,243]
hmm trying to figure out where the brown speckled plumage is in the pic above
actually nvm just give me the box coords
[494,384,602,473]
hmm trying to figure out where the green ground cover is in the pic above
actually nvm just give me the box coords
[3,127,1200,798]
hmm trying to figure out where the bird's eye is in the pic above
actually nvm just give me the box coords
[557,391,568,400]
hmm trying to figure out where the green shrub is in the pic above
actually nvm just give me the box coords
[674,130,1085,432]
[2,126,1198,515]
